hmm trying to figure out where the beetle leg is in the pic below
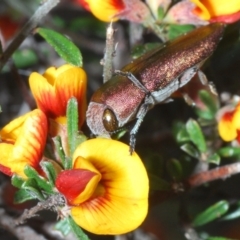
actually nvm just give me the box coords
[129,93,154,154]
[198,70,218,96]
[115,70,149,94]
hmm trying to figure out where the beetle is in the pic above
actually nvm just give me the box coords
[86,23,225,154]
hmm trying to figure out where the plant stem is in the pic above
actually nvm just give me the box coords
[0,0,60,71]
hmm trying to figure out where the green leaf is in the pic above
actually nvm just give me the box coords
[186,119,206,153]
[199,90,219,115]
[218,146,240,158]
[131,43,161,59]
[192,200,229,227]
[207,237,237,240]
[222,202,240,220]
[36,28,82,66]
[195,108,216,121]
[67,217,90,240]
[24,165,53,194]
[22,179,45,201]
[168,24,195,40]
[53,136,66,167]
[14,189,37,203]
[11,174,25,188]
[180,143,200,159]
[148,174,171,191]
[55,218,71,236]
[40,161,58,187]
[12,49,38,68]
[176,128,190,143]
[157,6,165,20]
[67,97,79,158]
[207,153,220,165]
[166,159,183,181]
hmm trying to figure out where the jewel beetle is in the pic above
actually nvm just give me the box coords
[86,23,225,154]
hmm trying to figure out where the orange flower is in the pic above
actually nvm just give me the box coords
[29,64,87,127]
[191,0,240,23]
[56,138,149,234]
[218,103,240,142]
[0,109,47,178]
[75,0,150,23]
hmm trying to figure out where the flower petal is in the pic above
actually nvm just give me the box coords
[71,138,149,235]
[55,66,87,126]
[86,0,125,22]
[56,166,101,205]
[0,110,48,178]
[29,65,87,126]
[218,111,237,142]
[191,0,211,20]
[0,143,14,176]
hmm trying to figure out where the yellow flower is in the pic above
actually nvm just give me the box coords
[29,64,87,127]
[218,104,240,143]
[56,138,149,234]
[75,0,150,23]
[0,109,47,178]
[191,0,240,23]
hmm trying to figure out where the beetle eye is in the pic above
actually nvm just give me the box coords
[103,108,118,132]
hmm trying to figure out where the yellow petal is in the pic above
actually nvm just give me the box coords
[0,111,34,142]
[190,0,211,20]
[218,111,237,141]
[87,0,125,22]
[200,0,240,17]
[0,110,48,178]
[0,143,14,176]
[71,138,149,235]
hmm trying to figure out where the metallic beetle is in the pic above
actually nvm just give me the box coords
[86,23,225,153]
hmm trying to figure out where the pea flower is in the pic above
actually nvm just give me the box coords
[29,64,87,127]
[74,0,151,23]
[218,103,240,142]
[191,0,240,23]
[0,109,47,178]
[56,138,149,234]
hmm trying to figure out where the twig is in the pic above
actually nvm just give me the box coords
[187,162,240,188]
[0,0,60,71]
[0,208,47,240]
[16,194,65,225]
[102,22,116,83]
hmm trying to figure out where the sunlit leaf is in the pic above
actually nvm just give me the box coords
[67,216,89,240]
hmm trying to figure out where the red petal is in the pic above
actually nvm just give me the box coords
[56,169,97,204]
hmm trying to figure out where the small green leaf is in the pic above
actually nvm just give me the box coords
[186,119,206,153]
[195,108,215,121]
[166,159,183,181]
[207,237,237,240]
[13,49,38,68]
[53,136,66,167]
[11,174,25,188]
[36,28,82,66]
[222,202,240,220]
[55,218,71,236]
[176,128,190,143]
[157,7,165,20]
[149,174,171,191]
[180,143,200,159]
[192,200,229,227]
[218,146,240,158]
[199,90,219,116]
[14,189,37,203]
[68,217,90,240]
[207,153,220,165]
[22,179,45,201]
[168,24,195,40]
[24,166,53,194]
[67,97,79,158]
[131,43,161,59]
[40,161,58,187]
